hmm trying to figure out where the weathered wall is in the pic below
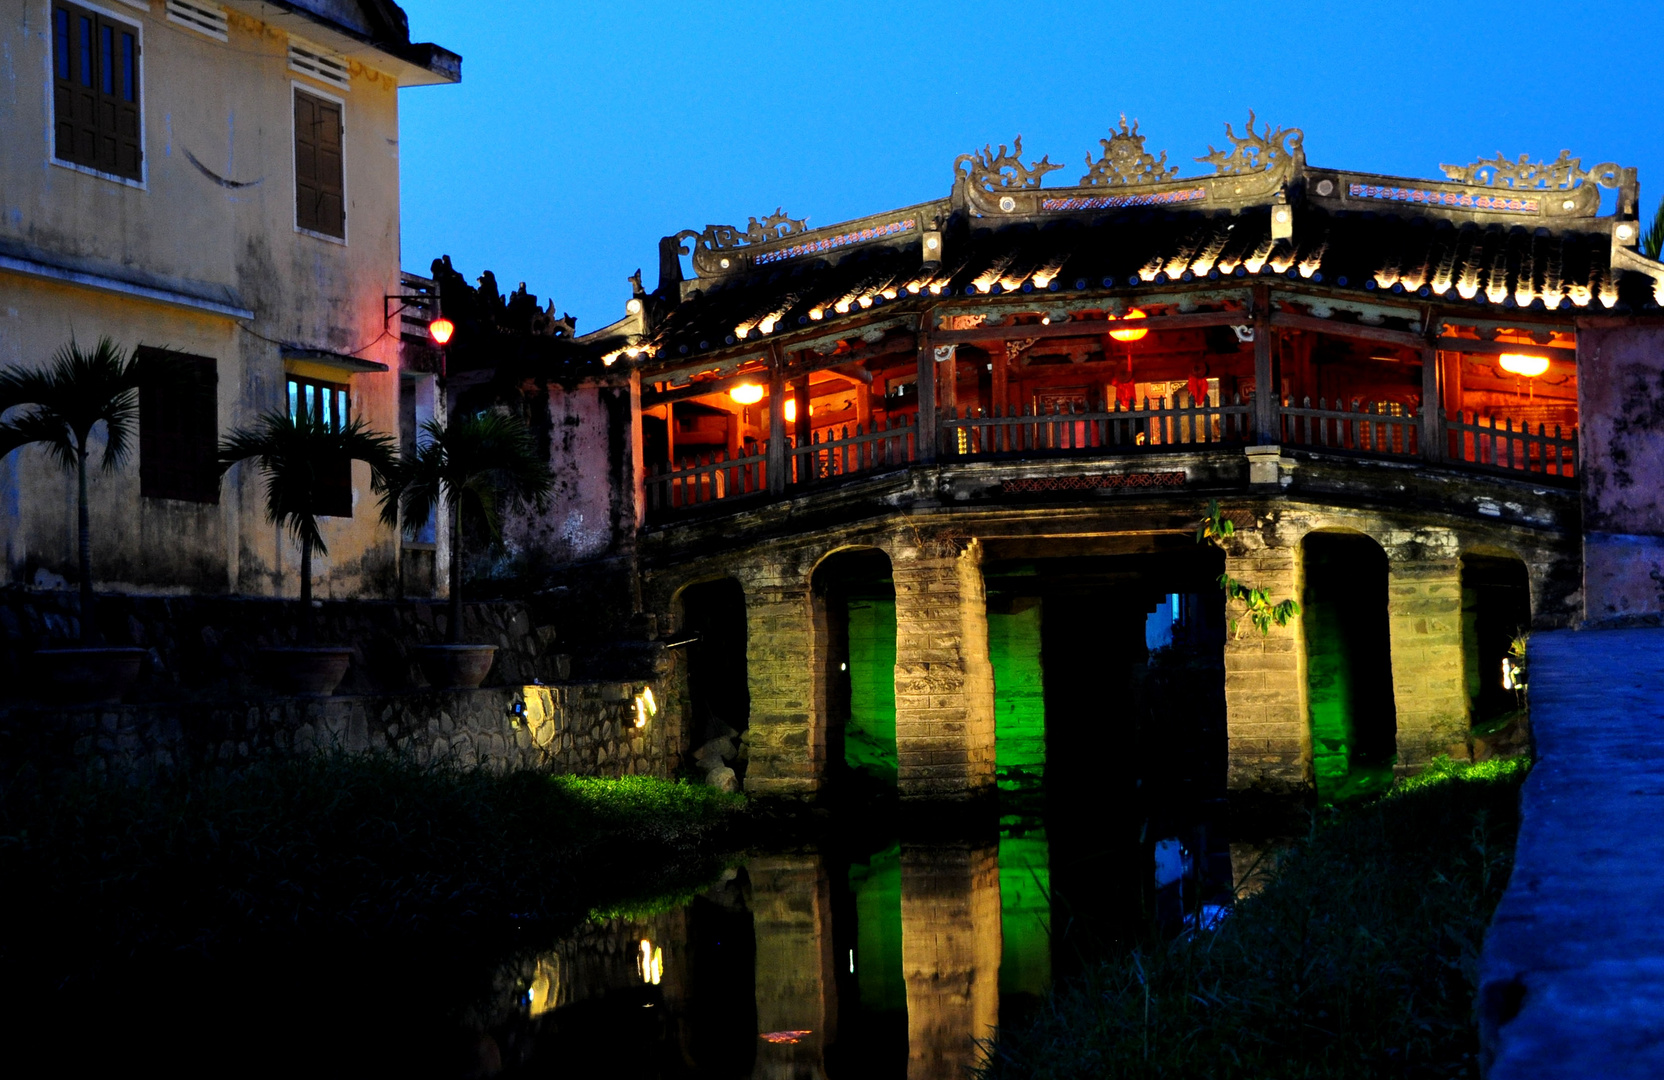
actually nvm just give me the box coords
[0,3,417,597]
[1576,323,1664,623]
[497,381,636,579]
[1,680,681,781]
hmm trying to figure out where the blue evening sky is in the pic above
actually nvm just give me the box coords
[396,1,1664,334]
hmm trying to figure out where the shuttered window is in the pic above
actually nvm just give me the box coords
[287,375,353,517]
[139,349,219,503]
[294,89,344,238]
[52,2,143,180]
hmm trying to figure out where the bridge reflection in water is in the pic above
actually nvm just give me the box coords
[496,815,1240,1079]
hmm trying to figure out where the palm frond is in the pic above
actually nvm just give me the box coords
[219,410,399,557]
[0,336,158,474]
[389,411,554,541]
[1645,194,1664,261]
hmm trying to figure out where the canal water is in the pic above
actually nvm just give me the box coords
[449,787,1265,1079]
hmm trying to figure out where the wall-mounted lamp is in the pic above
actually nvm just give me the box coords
[428,317,455,346]
[634,686,658,729]
[730,383,765,405]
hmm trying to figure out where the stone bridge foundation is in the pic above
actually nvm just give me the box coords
[1384,528,1470,770]
[891,536,997,799]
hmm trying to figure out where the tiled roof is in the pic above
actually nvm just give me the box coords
[641,204,1656,367]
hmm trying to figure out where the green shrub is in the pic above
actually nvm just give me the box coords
[979,757,1528,1079]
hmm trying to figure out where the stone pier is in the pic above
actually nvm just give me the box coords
[749,853,836,1079]
[1222,537,1310,790]
[900,842,1002,1080]
[1384,528,1470,769]
[740,562,825,797]
[891,536,997,799]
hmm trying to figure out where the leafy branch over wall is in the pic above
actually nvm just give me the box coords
[1196,500,1301,637]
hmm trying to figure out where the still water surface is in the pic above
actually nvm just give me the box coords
[467,804,1251,1078]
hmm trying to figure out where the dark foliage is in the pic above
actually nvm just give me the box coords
[979,758,1528,1080]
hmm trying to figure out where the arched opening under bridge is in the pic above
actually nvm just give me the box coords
[1301,531,1396,802]
[1461,552,1532,731]
[677,577,750,784]
[813,548,898,790]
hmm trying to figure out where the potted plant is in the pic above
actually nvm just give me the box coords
[219,409,397,696]
[0,338,173,703]
[390,411,553,689]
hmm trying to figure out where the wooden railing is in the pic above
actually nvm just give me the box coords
[1279,398,1421,458]
[1447,412,1577,479]
[790,414,918,484]
[645,395,1578,518]
[644,445,768,513]
[944,395,1253,457]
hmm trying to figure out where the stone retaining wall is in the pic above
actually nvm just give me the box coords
[1,680,684,781]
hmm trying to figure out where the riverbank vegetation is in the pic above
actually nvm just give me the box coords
[0,755,745,990]
[980,757,1528,1080]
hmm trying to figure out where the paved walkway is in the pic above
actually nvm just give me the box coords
[1480,628,1664,1079]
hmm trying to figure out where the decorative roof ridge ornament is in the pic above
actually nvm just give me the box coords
[1196,111,1304,176]
[955,136,1064,193]
[1439,150,1622,190]
[1080,115,1179,187]
[674,208,810,276]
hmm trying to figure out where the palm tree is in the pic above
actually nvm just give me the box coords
[389,411,553,644]
[219,409,397,638]
[0,338,173,642]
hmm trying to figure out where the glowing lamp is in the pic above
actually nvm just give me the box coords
[783,398,798,424]
[1108,309,1149,342]
[427,317,455,346]
[1498,353,1550,378]
[730,383,765,405]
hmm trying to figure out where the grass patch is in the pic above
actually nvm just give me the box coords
[979,757,1528,1080]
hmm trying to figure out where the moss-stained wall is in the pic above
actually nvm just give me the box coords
[846,598,898,783]
[988,600,1046,789]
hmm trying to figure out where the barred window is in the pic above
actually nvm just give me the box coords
[287,375,353,517]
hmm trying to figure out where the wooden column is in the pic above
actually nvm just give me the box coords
[991,343,1009,414]
[766,349,786,495]
[916,326,937,462]
[663,402,676,466]
[1252,285,1277,442]
[1421,340,1445,462]
[855,379,873,429]
[792,373,811,485]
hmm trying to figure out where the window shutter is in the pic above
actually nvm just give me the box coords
[52,3,141,180]
[294,89,344,238]
[140,349,220,504]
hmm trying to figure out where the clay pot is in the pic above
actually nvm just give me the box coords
[413,644,497,690]
[259,647,353,697]
[35,647,148,705]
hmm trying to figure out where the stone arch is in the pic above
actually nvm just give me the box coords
[1299,528,1397,800]
[672,576,750,786]
[1458,545,1532,728]
[810,545,898,790]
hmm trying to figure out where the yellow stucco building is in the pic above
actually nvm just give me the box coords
[0,0,457,596]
